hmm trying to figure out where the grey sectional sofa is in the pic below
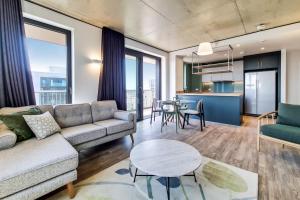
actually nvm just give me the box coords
[0,100,136,200]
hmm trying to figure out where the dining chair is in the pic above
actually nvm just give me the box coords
[150,98,162,124]
[181,99,205,131]
[160,100,178,132]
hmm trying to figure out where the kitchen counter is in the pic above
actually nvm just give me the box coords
[177,93,243,126]
[177,92,243,97]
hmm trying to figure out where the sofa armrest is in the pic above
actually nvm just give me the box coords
[0,129,17,150]
[258,111,278,120]
[257,111,277,135]
[114,111,135,122]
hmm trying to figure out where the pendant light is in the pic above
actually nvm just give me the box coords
[197,42,213,56]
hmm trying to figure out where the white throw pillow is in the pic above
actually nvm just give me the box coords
[0,130,17,150]
[23,111,61,140]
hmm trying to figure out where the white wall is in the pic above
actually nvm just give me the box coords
[23,1,169,103]
[286,50,300,104]
[280,49,287,103]
[175,56,184,92]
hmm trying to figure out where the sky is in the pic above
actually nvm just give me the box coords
[125,58,156,90]
[26,38,66,73]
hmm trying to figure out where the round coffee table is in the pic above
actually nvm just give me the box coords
[130,139,202,200]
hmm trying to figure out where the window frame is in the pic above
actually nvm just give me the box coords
[125,48,161,120]
[24,17,72,104]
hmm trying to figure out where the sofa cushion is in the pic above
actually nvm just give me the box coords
[54,103,92,128]
[91,100,118,122]
[61,124,106,146]
[114,111,135,122]
[261,124,300,144]
[0,106,35,131]
[0,130,17,150]
[0,106,34,115]
[277,103,300,128]
[38,105,54,116]
[0,134,78,199]
[94,119,134,135]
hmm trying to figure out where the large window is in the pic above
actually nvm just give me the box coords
[142,56,159,117]
[125,49,161,121]
[125,55,137,111]
[24,18,72,105]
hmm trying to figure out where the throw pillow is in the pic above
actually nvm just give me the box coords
[0,129,17,150]
[0,107,42,142]
[23,111,61,140]
[0,106,34,132]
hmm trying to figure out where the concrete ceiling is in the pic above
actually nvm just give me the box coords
[24,23,66,46]
[28,0,300,52]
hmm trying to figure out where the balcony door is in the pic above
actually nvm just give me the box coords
[24,18,72,105]
[125,49,161,121]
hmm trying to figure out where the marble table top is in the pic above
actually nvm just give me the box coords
[130,139,202,177]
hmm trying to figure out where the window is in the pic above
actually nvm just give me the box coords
[125,55,137,112]
[24,18,72,105]
[142,56,159,117]
[125,49,161,121]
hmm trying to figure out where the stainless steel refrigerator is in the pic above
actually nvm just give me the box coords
[245,71,276,115]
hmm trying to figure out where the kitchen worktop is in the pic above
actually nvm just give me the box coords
[176,92,243,97]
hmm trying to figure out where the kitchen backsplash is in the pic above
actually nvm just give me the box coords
[202,81,243,93]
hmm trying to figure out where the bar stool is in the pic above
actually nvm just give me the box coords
[181,99,205,131]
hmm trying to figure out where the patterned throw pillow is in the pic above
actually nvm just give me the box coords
[23,111,61,140]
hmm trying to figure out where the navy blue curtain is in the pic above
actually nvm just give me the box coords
[98,27,126,110]
[0,0,36,108]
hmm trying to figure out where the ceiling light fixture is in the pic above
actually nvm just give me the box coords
[240,51,244,55]
[257,24,266,31]
[261,47,265,50]
[236,44,241,47]
[197,42,213,56]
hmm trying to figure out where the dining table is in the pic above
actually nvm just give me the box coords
[160,99,196,133]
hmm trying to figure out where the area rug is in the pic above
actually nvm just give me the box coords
[48,157,258,200]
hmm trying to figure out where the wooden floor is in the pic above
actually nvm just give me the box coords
[47,116,300,200]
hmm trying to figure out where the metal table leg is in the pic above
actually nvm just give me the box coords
[133,168,138,182]
[184,171,197,183]
[193,171,197,182]
[165,177,170,200]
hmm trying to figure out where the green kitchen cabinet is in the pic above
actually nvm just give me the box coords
[184,63,202,91]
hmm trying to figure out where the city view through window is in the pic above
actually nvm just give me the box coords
[125,55,158,118]
[25,23,68,105]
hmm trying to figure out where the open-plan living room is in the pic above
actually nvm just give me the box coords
[1,0,300,199]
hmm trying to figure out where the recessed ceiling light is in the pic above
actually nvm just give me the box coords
[257,24,266,31]
[224,53,228,56]
[240,51,244,55]
[236,44,241,47]
[261,47,265,50]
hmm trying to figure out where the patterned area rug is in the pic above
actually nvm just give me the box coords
[48,157,258,200]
